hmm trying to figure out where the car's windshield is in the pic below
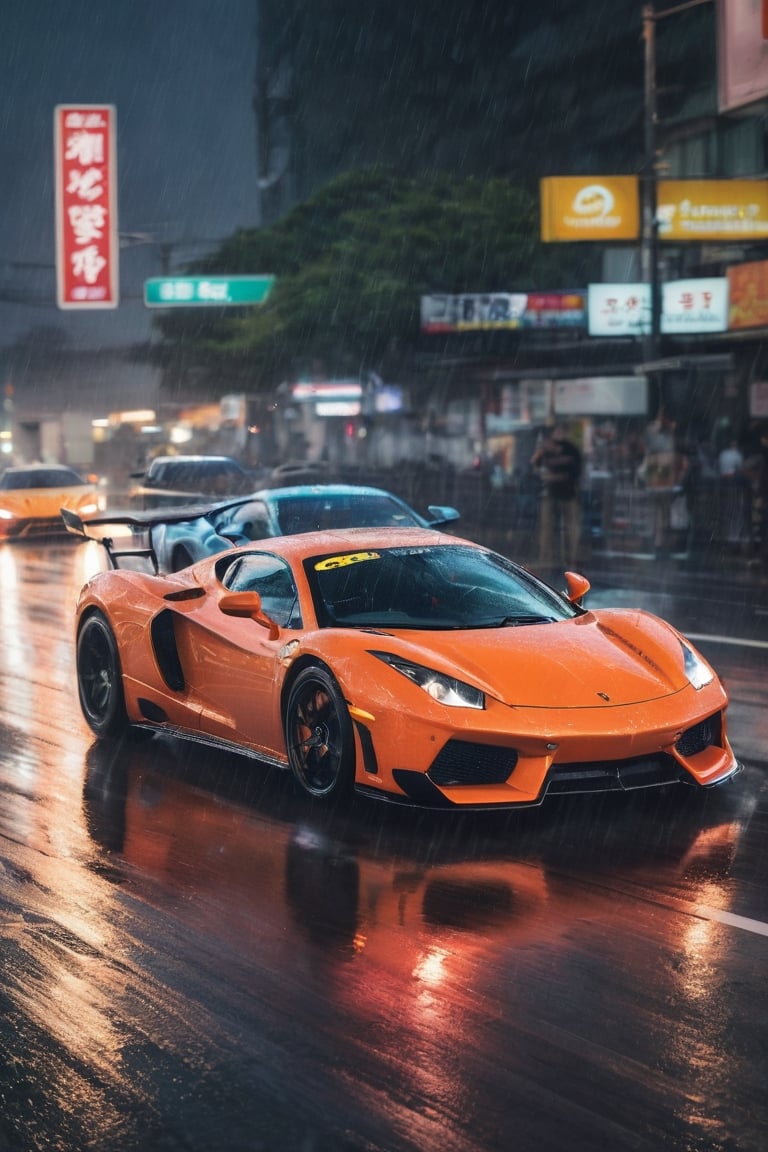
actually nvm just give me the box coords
[148,461,245,494]
[0,468,85,490]
[274,494,421,534]
[305,544,578,630]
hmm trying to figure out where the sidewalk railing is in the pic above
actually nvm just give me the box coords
[101,464,762,573]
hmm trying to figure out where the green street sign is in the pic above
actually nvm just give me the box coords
[144,275,275,307]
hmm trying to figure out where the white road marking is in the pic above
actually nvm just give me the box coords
[694,906,768,938]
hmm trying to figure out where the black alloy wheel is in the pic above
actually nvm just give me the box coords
[76,611,129,738]
[284,666,355,801]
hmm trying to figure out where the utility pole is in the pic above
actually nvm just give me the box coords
[641,3,659,365]
[640,0,714,368]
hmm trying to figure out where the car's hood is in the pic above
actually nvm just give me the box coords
[367,608,694,708]
[0,486,97,516]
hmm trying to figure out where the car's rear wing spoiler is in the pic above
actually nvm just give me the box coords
[60,501,236,573]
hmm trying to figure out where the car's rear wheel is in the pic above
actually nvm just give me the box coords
[284,666,355,801]
[77,611,129,738]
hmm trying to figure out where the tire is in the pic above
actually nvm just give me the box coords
[171,545,195,572]
[284,666,355,801]
[77,611,130,738]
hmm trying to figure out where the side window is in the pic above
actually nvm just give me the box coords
[228,502,271,540]
[242,515,271,540]
[222,554,301,628]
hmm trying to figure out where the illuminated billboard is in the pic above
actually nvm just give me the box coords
[542,175,768,243]
[588,279,728,336]
[657,180,768,242]
[420,291,586,332]
[588,284,650,336]
[661,278,729,334]
[540,177,640,242]
[54,104,118,309]
[727,259,768,330]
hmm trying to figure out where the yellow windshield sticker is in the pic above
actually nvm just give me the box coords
[315,551,380,571]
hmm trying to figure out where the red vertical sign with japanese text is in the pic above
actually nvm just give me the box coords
[54,104,118,309]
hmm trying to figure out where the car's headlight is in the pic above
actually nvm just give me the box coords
[78,501,100,516]
[371,651,484,709]
[682,641,714,690]
[0,508,16,520]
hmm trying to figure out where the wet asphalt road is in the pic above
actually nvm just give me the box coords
[0,539,766,1152]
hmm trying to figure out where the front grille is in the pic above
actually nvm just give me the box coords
[546,753,683,795]
[428,740,517,786]
[676,713,721,758]
[7,518,68,539]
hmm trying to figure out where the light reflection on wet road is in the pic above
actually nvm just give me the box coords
[0,540,766,1151]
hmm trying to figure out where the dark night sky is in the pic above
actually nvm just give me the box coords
[0,1,260,347]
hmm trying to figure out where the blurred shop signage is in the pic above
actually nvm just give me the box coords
[554,376,648,416]
[144,275,274,307]
[289,379,403,418]
[588,279,728,336]
[220,393,247,425]
[54,104,118,309]
[588,284,649,336]
[657,181,768,241]
[540,176,640,241]
[750,381,768,418]
[292,380,361,417]
[727,259,768,330]
[718,0,768,113]
[661,278,729,334]
[420,291,586,332]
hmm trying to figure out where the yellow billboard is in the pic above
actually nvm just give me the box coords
[727,259,768,330]
[540,176,640,242]
[657,181,768,241]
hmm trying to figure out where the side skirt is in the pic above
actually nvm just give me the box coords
[131,722,290,772]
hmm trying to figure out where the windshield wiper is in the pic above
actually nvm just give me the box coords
[475,614,557,628]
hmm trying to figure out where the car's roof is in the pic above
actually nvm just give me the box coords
[148,454,243,468]
[3,462,76,473]
[1,464,85,481]
[252,483,409,501]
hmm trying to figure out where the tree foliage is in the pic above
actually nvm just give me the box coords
[154,168,597,394]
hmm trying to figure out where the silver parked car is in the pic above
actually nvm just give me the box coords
[64,483,461,573]
[128,454,257,509]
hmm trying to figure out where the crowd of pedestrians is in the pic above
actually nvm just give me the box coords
[526,417,768,570]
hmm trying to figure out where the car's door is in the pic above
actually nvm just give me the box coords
[174,552,302,757]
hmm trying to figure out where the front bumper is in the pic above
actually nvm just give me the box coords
[351,691,739,808]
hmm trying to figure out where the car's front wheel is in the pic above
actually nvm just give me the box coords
[284,666,355,801]
[77,611,129,738]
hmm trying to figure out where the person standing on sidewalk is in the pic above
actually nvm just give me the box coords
[717,437,749,547]
[640,410,687,555]
[531,426,582,567]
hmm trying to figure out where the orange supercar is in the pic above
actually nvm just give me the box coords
[66,520,741,809]
[0,464,101,540]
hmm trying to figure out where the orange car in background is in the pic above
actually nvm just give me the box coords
[65,521,741,809]
[0,463,102,540]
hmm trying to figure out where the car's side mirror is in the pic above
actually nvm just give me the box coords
[218,591,280,639]
[563,571,590,605]
[426,505,460,527]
